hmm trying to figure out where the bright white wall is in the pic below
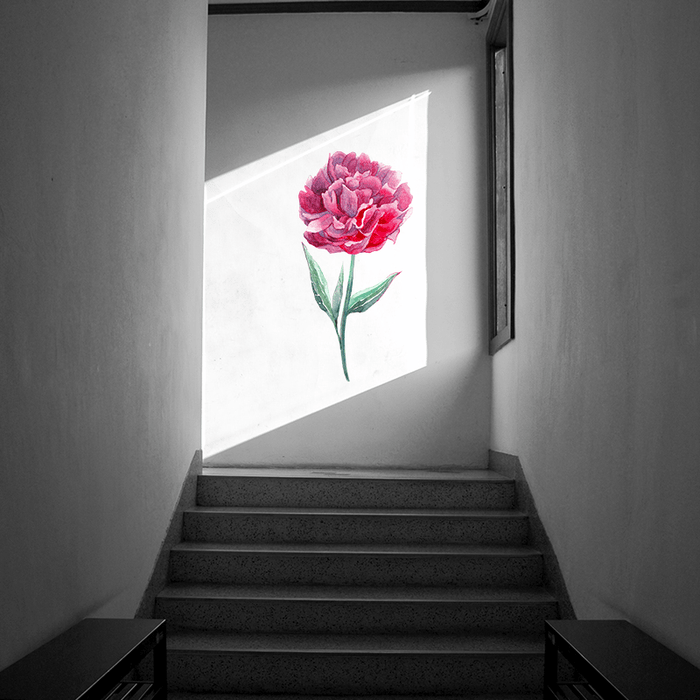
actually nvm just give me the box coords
[492,0,700,666]
[0,0,207,670]
[205,13,491,467]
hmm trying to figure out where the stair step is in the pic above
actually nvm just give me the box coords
[167,631,544,695]
[169,630,545,652]
[168,695,544,700]
[169,542,544,587]
[156,583,557,634]
[157,466,555,696]
[196,469,515,509]
[158,582,555,602]
[182,507,529,545]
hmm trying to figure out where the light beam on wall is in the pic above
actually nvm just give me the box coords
[203,93,429,459]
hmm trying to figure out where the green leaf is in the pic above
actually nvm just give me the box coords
[302,243,333,321]
[347,271,401,314]
[331,263,345,320]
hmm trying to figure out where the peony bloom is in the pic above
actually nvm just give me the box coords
[299,151,412,254]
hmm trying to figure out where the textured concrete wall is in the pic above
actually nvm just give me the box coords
[204,14,491,467]
[492,0,700,667]
[0,0,207,670]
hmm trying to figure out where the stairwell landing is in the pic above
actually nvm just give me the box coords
[157,466,559,700]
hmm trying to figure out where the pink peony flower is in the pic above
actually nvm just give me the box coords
[299,151,413,254]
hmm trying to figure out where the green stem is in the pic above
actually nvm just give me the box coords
[336,254,355,381]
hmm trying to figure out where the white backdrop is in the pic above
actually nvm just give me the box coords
[204,94,429,457]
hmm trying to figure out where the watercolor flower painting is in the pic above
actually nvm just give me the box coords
[299,151,413,380]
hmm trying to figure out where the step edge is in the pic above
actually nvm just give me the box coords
[185,507,528,518]
[166,631,546,656]
[170,543,544,556]
[167,629,545,642]
[167,647,545,656]
[167,695,543,700]
[157,596,558,606]
[199,469,515,483]
[156,585,557,604]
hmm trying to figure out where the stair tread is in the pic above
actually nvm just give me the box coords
[158,582,556,603]
[186,506,527,518]
[168,630,544,655]
[168,695,543,700]
[167,467,551,696]
[172,542,541,555]
[201,467,513,482]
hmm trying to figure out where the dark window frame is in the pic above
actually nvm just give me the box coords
[208,1,491,14]
[486,0,514,354]
[210,0,507,351]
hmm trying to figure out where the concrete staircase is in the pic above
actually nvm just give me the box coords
[161,467,557,699]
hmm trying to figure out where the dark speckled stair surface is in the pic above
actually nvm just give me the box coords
[181,506,530,545]
[167,630,544,653]
[156,582,556,634]
[196,467,516,509]
[169,696,544,700]
[151,467,558,697]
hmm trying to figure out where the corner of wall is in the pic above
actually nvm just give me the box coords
[135,450,203,619]
[489,449,575,620]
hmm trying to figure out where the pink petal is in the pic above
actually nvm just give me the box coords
[326,220,353,240]
[356,189,373,207]
[357,153,372,174]
[299,187,325,214]
[306,213,333,233]
[377,185,397,203]
[358,175,382,195]
[322,182,344,216]
[342,152,357,173]
[310,168,331,193]
[328,152,346,169]
[343,237,370,254]
[305,229,340,252]
[375,163,391,183]
[356,206,381,235]
[327,152,347,182]
[386,228,401,243]
[385,169,402,189]
[340,185,358,217]
[394,182,413,211]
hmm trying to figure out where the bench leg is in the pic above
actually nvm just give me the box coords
[153,627,167,699]
[544,627,558,698]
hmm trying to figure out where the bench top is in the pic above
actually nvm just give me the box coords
[546,620,700,700]
[0,618,165,700]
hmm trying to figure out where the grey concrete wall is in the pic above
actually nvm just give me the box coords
[0,0,207,670]
[204,13,492,467]
[492,0,700,667]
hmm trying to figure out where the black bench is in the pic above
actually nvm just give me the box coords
[0,618,166,700]
[545,619,700,700]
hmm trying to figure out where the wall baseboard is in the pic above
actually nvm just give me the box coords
[135,450,202,619]
[489,450,575,620]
